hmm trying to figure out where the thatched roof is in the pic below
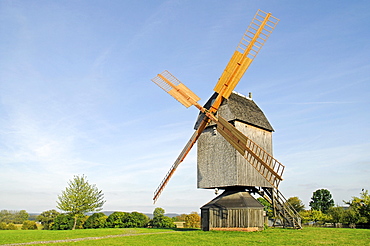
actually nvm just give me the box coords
[201,189,263,209]
[195,92,274,132]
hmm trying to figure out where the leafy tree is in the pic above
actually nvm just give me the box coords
[345,189,370,224]
[84,212,107,229]
[37,209,60,230]
[0,210,29,224]
[184,212,200,228]
[150,207,175,228]
[56,175,105,230]
[21,220,38,230]
[173,214,187,222]
[299,210,331,225]
[0,210,11,223]
[257,197,273,218]
[286,197,305,212]
[153,207,165,218]
[328,206,345,226]
[15,210,29,224]
[343,207,365,228]
[309,189,334,213]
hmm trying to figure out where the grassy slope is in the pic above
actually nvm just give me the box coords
[1,227,369,246]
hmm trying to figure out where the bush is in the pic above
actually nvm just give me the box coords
[184,212,200,228]
[84,213,107,229]
[130,212,149,228]
[149,207,176,228]
[37,209,60,230]
[0,222,7,230]
[6,223,17,230]
[52,214,87,230]
[106,211,149,228]
[106,212,127,228]
[22,220,38,230]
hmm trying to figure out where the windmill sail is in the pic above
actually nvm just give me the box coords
[151,9,280,202]
[153,119,209,203]
[213,10,279,104]
[215,116,284,188]
[151,70,200,108]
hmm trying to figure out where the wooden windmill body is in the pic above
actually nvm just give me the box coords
[151,10,301,230]
[198,92,274,189]
[198,92,274,231]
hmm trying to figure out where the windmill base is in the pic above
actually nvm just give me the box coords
[200,187,265,231]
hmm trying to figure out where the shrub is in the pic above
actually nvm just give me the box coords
[106,212,127,228]
[130,212,149,228]
[0,222,7,230]
[52,214,87,230]
[84,213,107,229]
[22,220,38,230]
[106,211,149,228]
[149,208,176,229]
[37,209,60,230]
[6,223,17,230]
[184,212,200,228]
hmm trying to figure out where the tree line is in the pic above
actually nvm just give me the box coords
[1,175,200,230]
[0,207,200,231]
[1,175,367,230]
[259,188,370,228]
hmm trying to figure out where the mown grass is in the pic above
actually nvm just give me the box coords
[1,227,369,246]
[0,228,170,245]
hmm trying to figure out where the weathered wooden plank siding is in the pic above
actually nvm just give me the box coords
[204,208,264,229]
[197,121,273,188]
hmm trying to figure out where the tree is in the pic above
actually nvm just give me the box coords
[345,189,370,224]
[56,175,105,230]
[309,189,334,213]
[0,210,29,224]
[0,210,11,223]
[84,212,107,229]
[153,207,165,218]
[184,212,200,228]
[257,197,273,218]
[150,207,175,228]
[173,214,187,222]
[299,209,331,225]
[37,209,60,230]
[328,206,345,227]
[22,220,38,230]
[343,207,365,228]
[286,197,305,212]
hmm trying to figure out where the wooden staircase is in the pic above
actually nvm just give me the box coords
[259,187,302,229]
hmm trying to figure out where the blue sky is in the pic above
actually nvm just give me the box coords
[0,0,369,214]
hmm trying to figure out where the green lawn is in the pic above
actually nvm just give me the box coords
[0,227,369,246]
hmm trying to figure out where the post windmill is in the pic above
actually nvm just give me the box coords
[151,10,301,230]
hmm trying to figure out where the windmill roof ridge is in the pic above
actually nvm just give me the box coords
[219,92,274,132]
[232,91,252,100]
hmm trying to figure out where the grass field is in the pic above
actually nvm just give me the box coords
[0,227,369,245]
